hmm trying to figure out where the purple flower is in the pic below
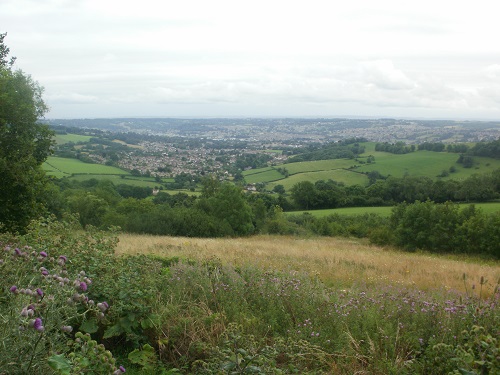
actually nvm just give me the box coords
[78,282,88,292]
[39,251,47,257]
[97,301,109,312]
[119,366,126,373]
[61,325,73,333]
[36,288,44,297]
[10,285,18,294]
[14,248,21,256]
[58,255,67,265]
[33,318,44,332]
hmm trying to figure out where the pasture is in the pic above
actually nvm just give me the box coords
[285,202,500,218]
[43,156,127,178]
[54,133,92,145]
[242,142,500,188]
[268,168,368,191]
[242,167,284,184]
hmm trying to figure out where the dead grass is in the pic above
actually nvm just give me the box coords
[116,234,500,297]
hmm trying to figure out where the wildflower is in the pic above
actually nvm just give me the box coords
[36,288,44,297]
[57,255,67,266]
[33,318,44,332]
[10,285,18,294]
[97,301,109,312]
[78,282,88,292]
[61,325,73,333]
[119,365,126,373]
[39,251,47,257]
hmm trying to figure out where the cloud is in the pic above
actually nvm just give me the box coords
[360,60,416,90]
[47,93,99,104]
[484,64,500,80]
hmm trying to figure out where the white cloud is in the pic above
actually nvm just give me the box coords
[2,0,500,118]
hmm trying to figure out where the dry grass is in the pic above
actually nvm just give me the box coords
[116,234,500,297]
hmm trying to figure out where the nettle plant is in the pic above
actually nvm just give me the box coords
[0,243,125,374]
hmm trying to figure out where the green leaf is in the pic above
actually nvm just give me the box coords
[103,323,123,339]
[47,354,72,375]
[80,318,98,333]
[128,344,157,370]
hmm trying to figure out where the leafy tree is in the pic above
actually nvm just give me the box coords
[290,181,317,210]
[198,183,254,236]
[272,184,286,195]
[0,33,54,232]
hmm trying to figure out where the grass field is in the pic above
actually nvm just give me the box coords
[54,133,92,145]
[116,234,500,298]
[242,143,500,188]
[43,156,127,178]
[243,168,284,184]
[285,202,500,218]
[268,169,368,191]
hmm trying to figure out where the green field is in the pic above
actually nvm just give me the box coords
[268,169,368,191]
[243,142,500,188]
[286,202,500,218]
[54,134,92,145]
[285,159,357,175]
[43,156,128,178]
[243,168,285,183]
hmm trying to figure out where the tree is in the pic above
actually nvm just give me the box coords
[0,34,54,232]
[290,181,317,210]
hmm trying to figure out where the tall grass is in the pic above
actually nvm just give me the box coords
[116,234,500,298]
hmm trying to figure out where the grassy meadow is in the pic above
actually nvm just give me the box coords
[286,202,500,218]
[54,133,93,145]
[116,234,500,298]
[244,142,500,188]
[43,156,127,178]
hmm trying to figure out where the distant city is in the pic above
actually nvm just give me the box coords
[46,117,500,144]
[47,117,500,178]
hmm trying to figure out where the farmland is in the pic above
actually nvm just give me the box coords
[43,156,128,178]
[246,142,500,189]
[286,202,500,218]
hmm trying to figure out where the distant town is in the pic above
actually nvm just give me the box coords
[47,117,500,178]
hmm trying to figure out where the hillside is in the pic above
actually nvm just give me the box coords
[243,142,500,190]
[116,234,500,298]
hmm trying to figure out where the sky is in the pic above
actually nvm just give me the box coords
[1,0,500,120]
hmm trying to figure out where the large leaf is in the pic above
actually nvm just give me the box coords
[80,318,98,333]
[47,354,72,375]
[128,344,157,370]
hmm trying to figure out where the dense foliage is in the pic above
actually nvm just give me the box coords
[0,33,54,232]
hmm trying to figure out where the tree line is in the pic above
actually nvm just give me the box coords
[289,170,500,210]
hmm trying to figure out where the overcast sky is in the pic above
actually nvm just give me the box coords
[2,0,500,119]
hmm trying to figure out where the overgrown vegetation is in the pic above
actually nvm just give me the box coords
[1,218,498,374]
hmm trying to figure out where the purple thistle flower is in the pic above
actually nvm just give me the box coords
[97,301,109,312]
[36,288,44,297]
[10,285,18,293]
[33,318,44,332]
[119,366,126,373]
[58,255,67,266]
[79,282,88,292]
[61,325,73,333]
[39,251,47,257]
[14,248,21,256]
